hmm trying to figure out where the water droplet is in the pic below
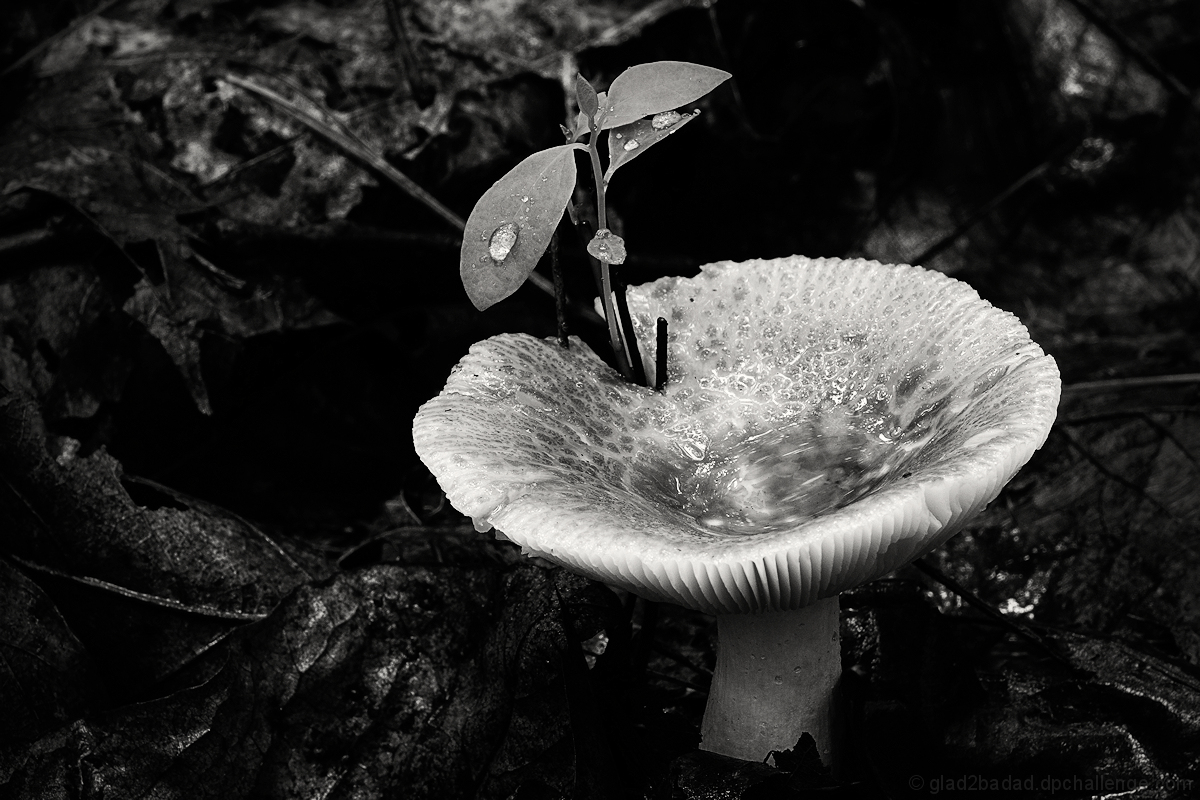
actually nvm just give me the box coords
[622,139,640,151]
[520,195,529,203]
[651,110,682,130]
[614,133,623,139]
[488,222,519,262]
[773,675,783,685]
[793,666,802,674]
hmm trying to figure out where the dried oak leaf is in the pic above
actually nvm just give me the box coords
[1,563,620,800]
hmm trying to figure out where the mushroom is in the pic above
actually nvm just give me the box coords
[412,256,1060,766]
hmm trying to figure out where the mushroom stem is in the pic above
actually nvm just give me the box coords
[700,596,842,765]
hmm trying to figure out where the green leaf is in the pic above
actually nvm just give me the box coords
[575,73,599,125]
[603,110,700,187]
[460,144,584,310]
[599,61,730,130]
[569,91,606,142]
[586,228,626,265]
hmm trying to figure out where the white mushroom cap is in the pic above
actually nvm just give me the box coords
[413,256,1060,615]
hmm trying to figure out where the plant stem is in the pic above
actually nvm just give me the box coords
[700,598,842,766]
[586,126,634,381]
[550,232,568,348]
[613,273,647,386]
[655,317,668,390]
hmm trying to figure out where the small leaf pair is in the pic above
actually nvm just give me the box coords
[569,61,729,140]
[459,61,731,312]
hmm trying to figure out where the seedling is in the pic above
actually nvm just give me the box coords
[459,61,731,384]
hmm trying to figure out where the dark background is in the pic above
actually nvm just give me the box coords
[0,0,1198,797]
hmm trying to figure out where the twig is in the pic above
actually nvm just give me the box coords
[912,559,1075,670]
[224,72,605,326]
[201,137,301,188]
[911,160,1051,266]
[223,73,464,231]
[10,555,268,621]
[655,317,668,390]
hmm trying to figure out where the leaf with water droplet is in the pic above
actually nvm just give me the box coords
[460,144,585,310]
[602,111,699,186]
[599,61,729,131]
[651,110,683,130]
[488,222,518,261]
[586,228,627,265]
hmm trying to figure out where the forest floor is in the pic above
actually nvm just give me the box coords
[0,0,1198,797]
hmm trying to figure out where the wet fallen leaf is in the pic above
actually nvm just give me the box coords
[1,562,621,800]
[0,558,102,784]
[0,388,310,689]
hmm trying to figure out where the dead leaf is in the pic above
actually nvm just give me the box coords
[1,562,620,799]
[0,388,310,687]
[0,558,103,784]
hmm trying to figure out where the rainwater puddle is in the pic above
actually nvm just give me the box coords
[665,416,904,533]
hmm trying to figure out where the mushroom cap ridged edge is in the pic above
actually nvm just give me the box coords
[413,256,1061,615]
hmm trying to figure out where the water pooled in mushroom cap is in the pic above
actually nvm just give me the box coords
[488,222,519,262]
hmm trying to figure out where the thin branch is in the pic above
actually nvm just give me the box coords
[10,556,268,621]
[655,317,668,390]
[912,559,1075,671]
[224,73,605,326]
[911,160,1051,266]
[223,73,464,231]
